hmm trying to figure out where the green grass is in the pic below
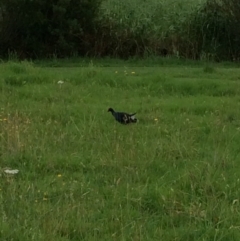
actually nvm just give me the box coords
[101,0,206,33]
[1,59,240,240]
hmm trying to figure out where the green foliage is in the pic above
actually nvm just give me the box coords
[1,0,240,60]
[0,0,102,58]
[178,0,240,61]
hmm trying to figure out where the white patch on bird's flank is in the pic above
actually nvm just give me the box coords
[123,114,128,123]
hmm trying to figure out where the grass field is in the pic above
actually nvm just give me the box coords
[1,58,240,240]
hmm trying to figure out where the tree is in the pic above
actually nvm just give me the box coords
[0,0,102,58]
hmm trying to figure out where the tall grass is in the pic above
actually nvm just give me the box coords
[93,0,206,57]
[1,60,240,240]
[92,0,240,61]
[101,0,204,33]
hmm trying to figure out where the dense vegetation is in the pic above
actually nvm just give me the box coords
[0,0,102,58]
[0,0,240,60]
[1,59,240,240]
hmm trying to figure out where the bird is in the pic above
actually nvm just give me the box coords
[108,108,137,124]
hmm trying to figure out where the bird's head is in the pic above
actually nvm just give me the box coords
[108,108,114,113]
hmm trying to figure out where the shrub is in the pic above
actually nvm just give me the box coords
[178,0,240,61]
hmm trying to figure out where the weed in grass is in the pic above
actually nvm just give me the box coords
[203,65,215,73]
[4,75,26,86]
[0,109,31,158]
[7,61,34,74]
[2,61,52,87]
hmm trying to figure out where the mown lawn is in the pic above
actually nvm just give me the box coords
[1,59,240,241]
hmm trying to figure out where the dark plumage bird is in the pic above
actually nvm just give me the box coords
[108,108,137,124]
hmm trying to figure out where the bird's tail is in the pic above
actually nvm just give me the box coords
[129,113,137,122]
